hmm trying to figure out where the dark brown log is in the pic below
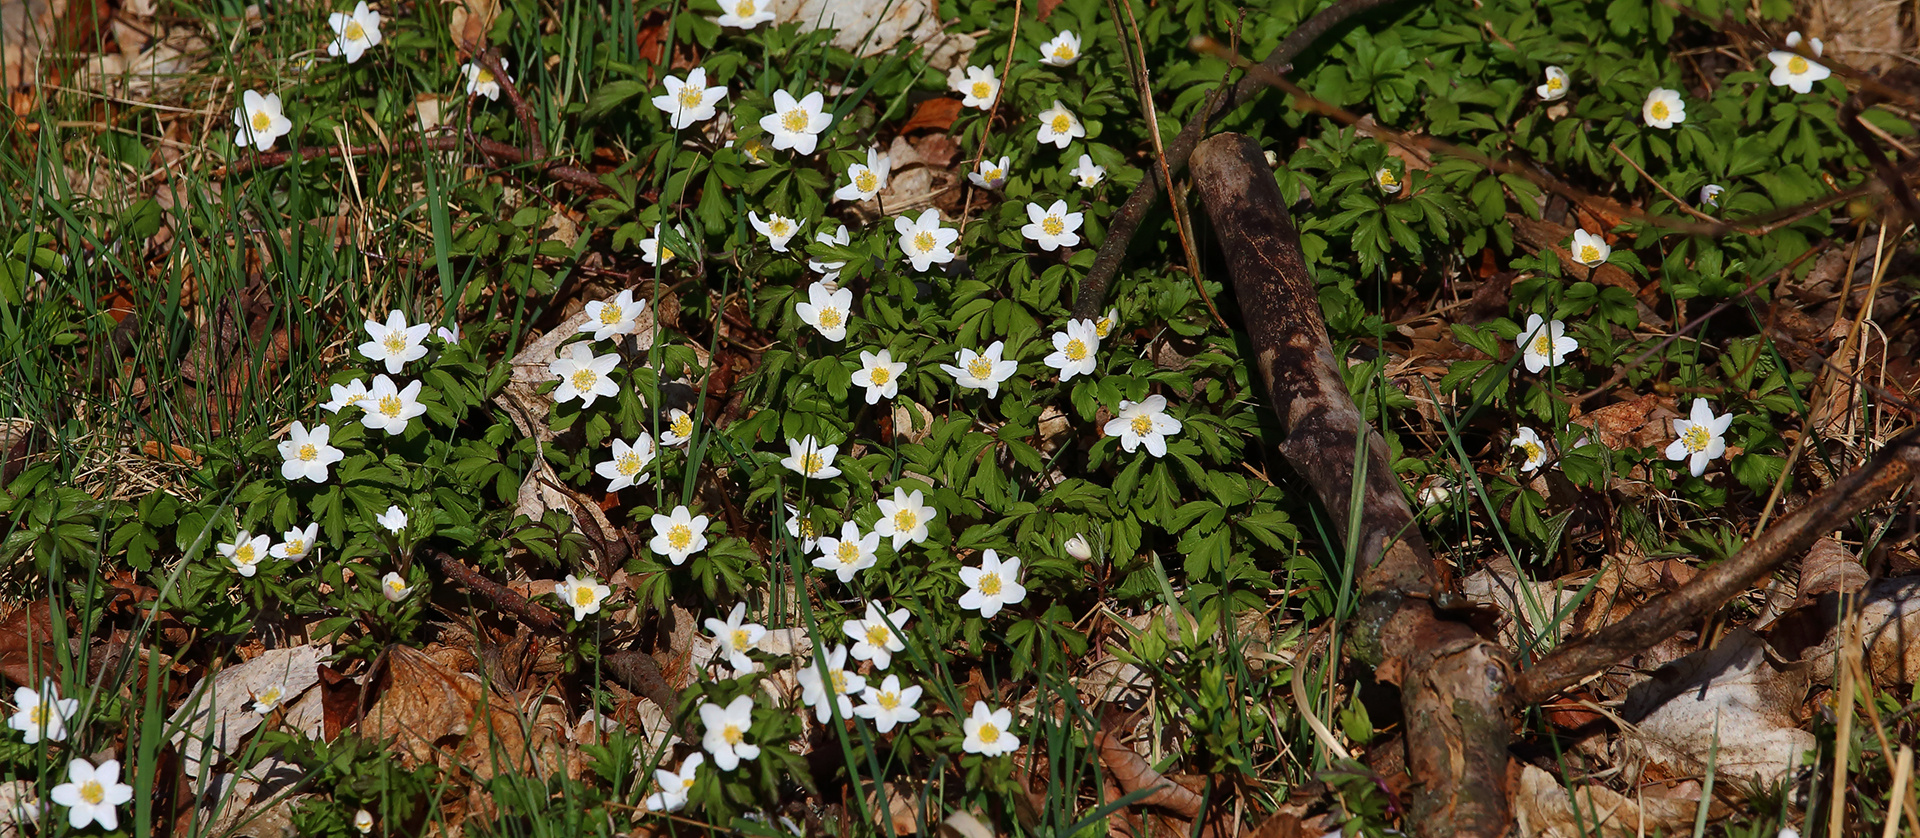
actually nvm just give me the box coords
[1188,132,1511,837]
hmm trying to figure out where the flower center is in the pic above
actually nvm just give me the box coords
[1650,101,1669,120]
[383,332,408,353]
[731,629,751,650]
[1096,317,1113,338]
[978,572,1001,597]
[1682,426,1712,453]
[829,669,848,693]
[865,625,890,647]
[1521,442,1543,462]
[1548,77,1563,91]
[878,692,900,710]
[573,586,597,607]
[1531,334,1553,357]
[976,722,1001,744]
[570,368,599,392]
[1053,44,1074,60]
[668,524,692,550]
[29,705,48,725]
[869,366,891,385]
[723,723,743,745]
[771,219,792,236]
[235,544,256,562]
[836,541,861,564]
[1788,56,1809,74]
[1579,244,1601,263]
[379,395,403,417]
[797,518,816,539]
[678,87,703,108]
[298,443,318,461]
[972,82,991,98]
[1380,171,1398,187]
[671,414,693,437]
[1064,339,1087,361]
[80,780,105,805]
[855,171,878,191]
[600,305,624,325]
[818,308,843,330]
[616,452,643,476]
[966,357,993,379]
[285,539,305,554]
[735,0,755,14]
[893,509,918,532]
[344,21,365,41]
[1130,415,1153,436]
[913,231,936,252]
[251,111,271,131]
[801,452,825,474]
[986,167,1003,181]
[781,109,810,132]
[477,69,494,85]
[680,776,696,790]
[1042,216,1064,236]
[387,578,406,592]
[1051,114,1071,133]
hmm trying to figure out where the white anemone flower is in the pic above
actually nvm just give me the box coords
[375,505,408,532]
[650,505,711,565]
[750,211,802,252]
[326,1,383,63]
[359,309,431,374]
[854,674,922,733]
[948,64,1000,110]
[1511,427,1549,473]
[895,209,959,271]
[1374,167,1402,194]
[795,280,855,342]
[353,810,374,833]
[1035,100,1085,148]
[873,487,936,550]
[641,224,690,267]
[555,574,611,621]
[548,342,621,408]
[1768,32,1830,94]
[1021,200,1083,251]
[661,408,695,447]
[1070,154,1106,187]
[939,341,1017,398]
[834,147,891,202]
[796,644,866,723]
[1043,319,1100,381]
[250,684,285,714]
[1103,395,1182,457]
[786,505,821,551]
[1665,398,1734,477]
[232,90,293,151]
[8,679,78,744]
[1569,228,1610,267]
[1064,534,1094,560]
[781,435,842,480]
[960,702,1019,756]
[699,695,762,770]
[1536,66,1568,101]
[760,89,832,155]
[580,289,646,342]
[813,521,880,582]
[461,58,509,100]
[50,758,133,831]
[360,375,426,435]
[380,571,414,602]
[653,67,728,129]
[1094,307,1120,339]
[970,156,1010,190]
[855,349,907,404]
[1642,88,1685,129]
[220,531,271,577]
[1699,183,1724,207]
[1038,30,1083,67]
[320,377,370,413]
[1515,314,1578,374]
[269,522,320,560]
[594,434,658,491]
[958,548,1026,618]
[278,421,344,483]
[705,602,766,673]
[643,753,704,812]
[436,324,461,343]
[714,0,774,28]
[808,225,850,281]
[843,602,911,670]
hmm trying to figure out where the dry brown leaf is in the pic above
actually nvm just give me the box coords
[778,0,973,69]
[899,97,961,134]
[1512,764,1699,838]
[0,600,64,688]
[445,0,498,49]
[1619,629,1814,782]
[360,645,566,786]
[1797,536,1867,601]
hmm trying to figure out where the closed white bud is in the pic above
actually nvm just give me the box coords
[1064,534,1094,560]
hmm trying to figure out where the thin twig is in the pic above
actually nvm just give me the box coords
[1606,143,1721,225]
[956,0,1022,238]
[474,45,545,162]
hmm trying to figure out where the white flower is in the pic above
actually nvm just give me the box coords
[872,487,935,550]
[1043,319,1101,381]
[834,147,891,202]
[1035,100,1085,148]
[1103,395,1182,457]
[780,435,842,480]
[1768,32,1830,94]
[278,421,344,483]
[1665,398,1734,477]
[1699,183,1723,207]
[1070,154,1106,188]
[375,505,408,532]
[641,224,691,267]
[1417,480,1454,506]
[714,0,774,28]
[436,324,461,343]
[580,289,647,342]
[661,408,695,447]
[1516,314,1578,374]
[49,758,133,831]
[948,64,1000,109]
[1374,167,1402,194]
[795,281,854,342]
[958,548,1026,618]
[939,341,1017,398]
[760,89,832,155]
[808,225,850,281]
[643,752,704,812]
[969,156,1010,190]
[855,349,907,404]
[353,809,374,833]
[1776,829,1800,838]
[595,434,658,491]
[1038,30,1083,67]
[854,674,922,733]
[380,571,414,602]
[326,1,383,63]
[232,89,293,151]
[843,602,910,670]
[750,210,802,252]
[320,377,370,413]
[1569,228,1610,267]
[555,574,611,621]
[360,375,426,435]
[895,209,959,271]
[1536,65,1568,101]
[1021,199,1084,251]
[1642,87,1685,129]
[728,137,770,164]
[796,644,866,724]
[1511,427,1548,473]
[705,603,766,673]
[269,522,320,560]
[813,521,880,582]
[653,67,728,129]
[785,505,820,553]
[960,701,1018,756]
[548,342,622,408]
[698,695,762,770]
[220,531,271,577]
[8,679,78,744]
[250,684,285,714]
[1064,534,1093,560]
[1094,307,1120,339]
[650,505,711,565]
[461,57,509,100]
[359,309,431,373]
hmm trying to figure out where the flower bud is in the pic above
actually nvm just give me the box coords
[1064,534,1094,560]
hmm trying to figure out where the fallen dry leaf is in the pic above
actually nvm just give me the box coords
[1619,628,1814,782]
[445,0,498,48]
[359,645,570,787]
[1512,764,1699,838]
[779,0,973,69]
[169,644,329,781]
